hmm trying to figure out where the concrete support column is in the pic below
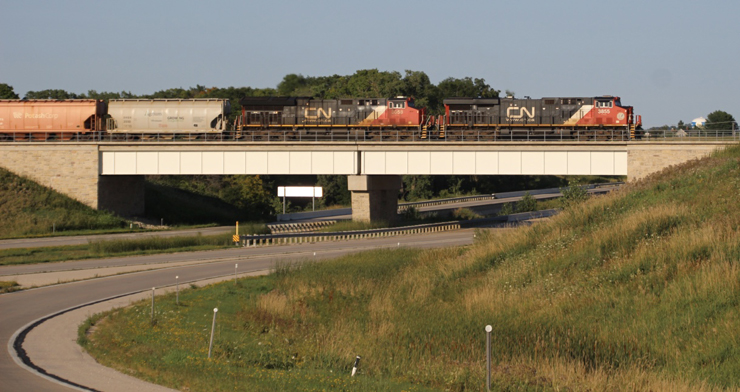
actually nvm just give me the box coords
[347,175,402,223]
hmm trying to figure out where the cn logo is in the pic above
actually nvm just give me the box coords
[13,112,22,119]
[304,108,332,120]
[506,107,535,119]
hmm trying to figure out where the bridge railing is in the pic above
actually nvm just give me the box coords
[3,129,738,143]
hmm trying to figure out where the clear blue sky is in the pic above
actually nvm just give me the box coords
[2,0,738,127]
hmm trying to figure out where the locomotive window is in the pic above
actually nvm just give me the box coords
[596,101,613,108]
[372,100,378,105]
[341,100,353,105]
[390,102,405,109]
[544,99,555,105]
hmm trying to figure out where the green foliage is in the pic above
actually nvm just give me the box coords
[316,175,350,207]
[219,176,273,221]
[402,205,421,221]
[559,180,589,209]
[24,89,84,99]
[0,83,19,99]
[0,281,21,293]
[498,202,514,216]
[437,76,499,99]
[402,175,433,201]
[515,191,537,213]
[451,208,482,220]
[705,110,737,130]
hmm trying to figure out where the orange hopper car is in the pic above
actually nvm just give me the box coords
[0,99,106,140]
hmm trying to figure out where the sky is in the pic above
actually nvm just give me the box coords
[1,0,738,128]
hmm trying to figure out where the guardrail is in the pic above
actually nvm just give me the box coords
[239,221,462,247]
[267,220,337,234]
[398,194,497,212]
[242,208,567,247]
[3,129,738,143]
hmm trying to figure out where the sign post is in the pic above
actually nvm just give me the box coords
[277,186,323,219]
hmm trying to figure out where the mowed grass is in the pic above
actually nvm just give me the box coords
[82,144,740,391]
[0,223,270,266]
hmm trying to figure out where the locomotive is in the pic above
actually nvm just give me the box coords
[237,95,642,140]
[441,95,642,140]
[237,96,429,140]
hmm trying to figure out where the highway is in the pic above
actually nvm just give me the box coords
[0,229,476,391]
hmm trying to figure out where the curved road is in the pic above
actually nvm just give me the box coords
[0,229,476,391]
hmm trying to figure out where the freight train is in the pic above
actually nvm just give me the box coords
[0,98,230,140]
[0,95,641,141]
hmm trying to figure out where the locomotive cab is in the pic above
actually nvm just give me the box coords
[385,96,425,127]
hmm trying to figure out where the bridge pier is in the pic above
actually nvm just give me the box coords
[347,175,402,223]
[0,144,145,217]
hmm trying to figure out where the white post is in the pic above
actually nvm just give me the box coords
[234,264,238,285]
[175,276,179,305]
[351,355,361,376]
[485,325,492,391]
[208,308,218,359]
[151,287,155,323]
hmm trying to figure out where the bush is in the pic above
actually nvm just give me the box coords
[560,180,589,209]
[515,192,537,213]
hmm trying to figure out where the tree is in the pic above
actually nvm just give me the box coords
[402,175,433,201]
[705,110,737,130]
[345,69,404,98]
[316,175,350,207]
[219,175,273,220]
[24,89,82,99]
[0,83,19,99]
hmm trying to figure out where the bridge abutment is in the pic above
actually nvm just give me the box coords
[347,175,402,223]
[0,145,145,217]
[626,144,721,181]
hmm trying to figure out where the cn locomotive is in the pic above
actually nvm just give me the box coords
[441,95,642,140]
[237,95,642,140]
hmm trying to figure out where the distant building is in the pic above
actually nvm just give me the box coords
[691,117,707,128]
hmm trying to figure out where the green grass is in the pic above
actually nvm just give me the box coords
[0,168,128,239]
[83,144,740,391]
[0,231,266,266]
[0,281,21,293]
[80,275,437,392]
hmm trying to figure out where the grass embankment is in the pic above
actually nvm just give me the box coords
[0,168,127,239]
[82,145,740,391]
[0,224,270,267]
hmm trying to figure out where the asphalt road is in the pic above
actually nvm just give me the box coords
[0,229,475,391]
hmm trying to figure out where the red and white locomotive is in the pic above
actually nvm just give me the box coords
[440,95,642,139]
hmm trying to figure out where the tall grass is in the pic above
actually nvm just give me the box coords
[85,144,740,391]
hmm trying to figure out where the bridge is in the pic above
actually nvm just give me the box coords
[0,141,732,221]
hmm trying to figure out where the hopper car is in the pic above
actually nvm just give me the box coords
[0,98,230,140]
